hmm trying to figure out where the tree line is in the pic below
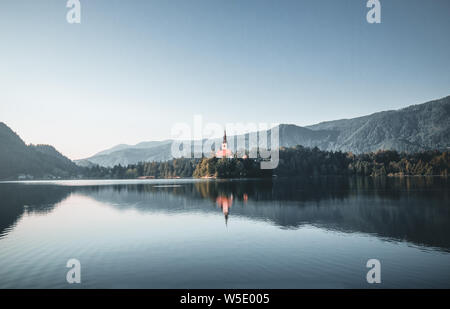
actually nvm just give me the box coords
[82,146,449,179]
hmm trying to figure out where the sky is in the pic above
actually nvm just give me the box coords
[0,0,449,160]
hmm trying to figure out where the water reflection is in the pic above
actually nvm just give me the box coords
[0,184,72,238]
[0,177,449,251]
[216,195,233,225]
[216,193,248,226]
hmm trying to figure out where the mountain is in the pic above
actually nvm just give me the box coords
[77,143,174,167]
[76,96,450,167]
[0,122,80,180]
[306,95,450,153]
[93,140,173,157]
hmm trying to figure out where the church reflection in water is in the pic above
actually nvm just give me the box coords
[216,193,248,226]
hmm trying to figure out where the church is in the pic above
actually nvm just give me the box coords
[215,130,233,158]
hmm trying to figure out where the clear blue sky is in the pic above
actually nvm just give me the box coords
[0,0,449,159]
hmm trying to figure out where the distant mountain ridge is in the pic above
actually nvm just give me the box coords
[76,96,450,167]
[93,140,173,157]
[306,96,450,153]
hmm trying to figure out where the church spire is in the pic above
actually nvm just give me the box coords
[223,130,227,144]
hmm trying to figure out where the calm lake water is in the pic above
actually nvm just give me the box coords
[0,177,449,289]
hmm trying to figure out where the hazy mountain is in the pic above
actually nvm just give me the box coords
[76,96,450,167]
[0,122,80,180]
[94,140,173,157]
[79,144,175,167]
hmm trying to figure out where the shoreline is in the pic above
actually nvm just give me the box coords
[1,174,449,183]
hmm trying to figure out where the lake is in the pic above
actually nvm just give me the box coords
[0,177,449,288]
